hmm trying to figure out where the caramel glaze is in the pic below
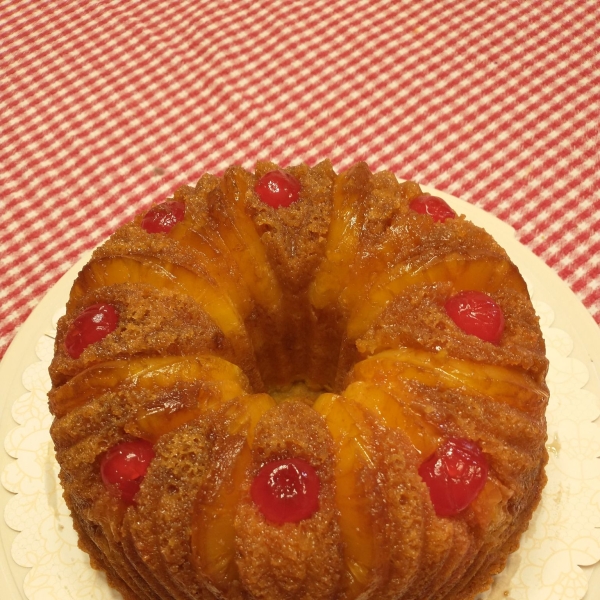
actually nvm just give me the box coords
[49,160,549,600]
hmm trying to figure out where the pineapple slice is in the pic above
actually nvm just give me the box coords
[192,394,275,594]
[49,355,249,418]
[352,349,548,414]
[343,380,440,457]
[348,254,521,339]
[70,256,244,340]
[168,220,254,319]
[347,252,527,339]
[309,163,371,312]
[313,392,385,599]
[305,164,372,387]
[134,376,247,443]
[213,168,293,384]
[135,402,206,445]
[347,253,528,339]
[336,178,422,314]
[68,255,258,379]
[215,168,283,311]
[309,169,421,315]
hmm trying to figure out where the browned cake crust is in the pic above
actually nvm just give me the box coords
[48,160,549,600]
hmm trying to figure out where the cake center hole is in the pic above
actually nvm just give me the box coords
[268,381,328,406]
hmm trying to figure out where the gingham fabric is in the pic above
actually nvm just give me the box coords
[1,0,599,359]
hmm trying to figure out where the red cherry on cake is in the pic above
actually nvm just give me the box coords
[65,303,119,359]
[445,290,505,344]
[255,170,301,208]
[409,194,456,222]
[100,439,155,504]
[141,200,185,233]
[418,437,488,517]
[251,458,319,524]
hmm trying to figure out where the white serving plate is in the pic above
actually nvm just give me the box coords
[1,190,599,600]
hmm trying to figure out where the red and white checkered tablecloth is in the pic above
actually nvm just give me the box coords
[1,0,599,359]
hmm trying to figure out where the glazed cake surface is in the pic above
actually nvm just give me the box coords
[48,161,549,600]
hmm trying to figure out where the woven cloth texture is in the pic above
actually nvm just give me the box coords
[1,0,599,358]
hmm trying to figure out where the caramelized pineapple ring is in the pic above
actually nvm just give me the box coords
[192,394,275,595]
[215,167,284,310]
[167,220,254,319]
[313,393,387,599]
[309,163,372,311]
[308,164,422,317]
[335,175,422,314]
[351,348,549,414]
[212,167,295,385]
[49,355,249,418]
[70,255,244,339]
[133,375,249,444]
[348,254,528,339]
[343,380,440,457]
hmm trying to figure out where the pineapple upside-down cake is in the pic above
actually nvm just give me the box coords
[48,161,549,600]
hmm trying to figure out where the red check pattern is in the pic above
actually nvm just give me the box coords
[1,0,599,358]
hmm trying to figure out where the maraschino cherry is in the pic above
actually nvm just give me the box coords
[255,170,301,208]
[418,437,488,517]
[100,439,155,504]
[445,290,504,344]
[141,200,185,233]
[409,194,456,222]
[251,458,319,524]
[65,303,119,359]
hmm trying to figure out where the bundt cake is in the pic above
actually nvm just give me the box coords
[48,161,549,600]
